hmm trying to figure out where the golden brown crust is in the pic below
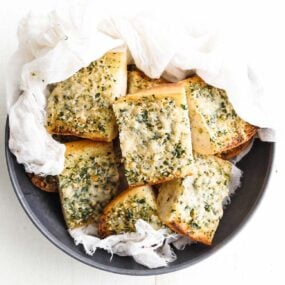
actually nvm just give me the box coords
[48,127,118,142]
[98,215,109,238]
[166,220,212,246]
[217,138,254,160]
[64,139,112,155]
[27,173,58,193]
[52,135,80,143]
[220,125,257,154]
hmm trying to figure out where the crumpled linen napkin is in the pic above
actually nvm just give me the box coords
[69,220,185,269]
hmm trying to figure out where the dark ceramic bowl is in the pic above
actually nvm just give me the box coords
[5,120,274,275]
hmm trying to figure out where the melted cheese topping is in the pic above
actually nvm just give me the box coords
[47,52,127,141]
[158,153,232,244]
[59,141,119,229]
[113,87,193,186]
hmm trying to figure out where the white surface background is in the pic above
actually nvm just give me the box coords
[0,0,284,284]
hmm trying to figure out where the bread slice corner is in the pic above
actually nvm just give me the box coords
[99,185,162,237]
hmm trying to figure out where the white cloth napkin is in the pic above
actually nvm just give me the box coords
[69,220,180,269]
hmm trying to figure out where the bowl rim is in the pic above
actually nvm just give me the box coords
[4,118,275,276]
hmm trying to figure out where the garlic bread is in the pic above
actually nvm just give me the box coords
[128,69,168,94]
[182,76,257,155]
[59,140,119,229]
[113,84,194,186]
[47,52,127,142]
[157,153,234,245]
[99,185,162,237]
[126,72,256,156]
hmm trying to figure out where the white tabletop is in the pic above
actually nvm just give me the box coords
[0,0,283,284]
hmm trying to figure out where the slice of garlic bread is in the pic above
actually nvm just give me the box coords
[113,84,193,187]
[99,185,162,237]
[128,69,168,94]
[182,76,257,155]
[59,140,119,229]
[47,52,127,142]
[157,153,235,245]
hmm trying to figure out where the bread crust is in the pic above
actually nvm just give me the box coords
[166,220,212,245]
[47,123,118,142]
[64,139,113,155]
[170,222,212,245]
[27,173,58,193]
[219,124,256,153]
[217,137,254,160]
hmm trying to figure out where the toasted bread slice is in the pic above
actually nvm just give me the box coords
[27,173,58,193]
[128,69,168,94]
[126,71,256,155]
[217,138,253,160]
[47,52,127,142]
[157,153,233,245]
[182,76,257,155]
[99,185,162,237]
[59,140,119,229]
[113,84,193,186]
